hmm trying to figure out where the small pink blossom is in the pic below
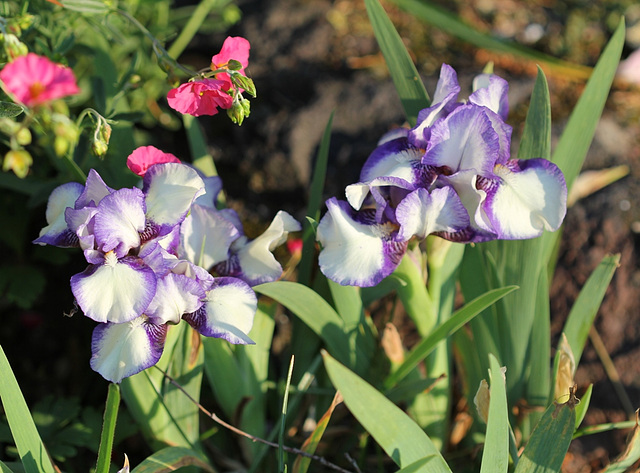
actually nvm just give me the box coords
[211,36,250,74]
[167,78,233,117]
[0,53,79,107]
[126,146,181,177]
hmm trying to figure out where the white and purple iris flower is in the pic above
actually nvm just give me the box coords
[34,148,300,383]
[317,64,567,287]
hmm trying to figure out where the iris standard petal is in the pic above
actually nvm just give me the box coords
[179,203,240,270]
[90,317,167,383]
[183,277,256,344]
[75,169,113,208]
[395,187,471,241]
[317,198,407,287]
[481,158,568,239]
[33,182,84,247]
[470,74,509,121]
[71,254,157,324]
[93,188,146,258]
[423,105,501,177]
[143,163,205,235]
[360,138,424,183]
[228,211,301,285]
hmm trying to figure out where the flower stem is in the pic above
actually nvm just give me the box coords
[95,383,121,473]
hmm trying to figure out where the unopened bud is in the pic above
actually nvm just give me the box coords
[226,96,251,126]
[16,127,31,146]
[54,136,70,156]
[3,149,33,178]
[92,139,108,157]
[3,34,28,61]
[226,59,243,71]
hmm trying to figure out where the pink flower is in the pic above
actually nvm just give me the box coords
[0,53,79,107]
[211,36,250,73]
[167,78,233,117]
[126,145,181,177]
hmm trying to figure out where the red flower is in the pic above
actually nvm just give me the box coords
[0,53,79,107]
[126,146,181,177]
[166,78,233,117]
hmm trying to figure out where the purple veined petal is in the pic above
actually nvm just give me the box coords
[155,224,181,254]
[481,158,567,239]
[360,138,423,183]
[184,277,257,345]
[90,317,167,383]
[193,174,224,209]
[75,169,114,208]
[71,255,157,324]
[93,188,146,258]
[143,163,205,236]
[145,273,205,325]
[432,63,461,104]
[317,198,407,287]
[33,182,84,247]
[423,105,501,177]
[139,240,179,277]
[226,211,301,286]
[408,90,459,148]
[396,187,471,241]
[470,73,510,121]
[179,204,240,270]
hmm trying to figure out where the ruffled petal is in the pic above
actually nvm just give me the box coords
[481,158,567,239]
[179,204,240,270]
[93,188,146,257]
[184,277,256,344]
[143,163,205,236]
[33,182,84,247]
[227,211,301,285]
[75,169,113,208]
[317,198,407,287]
[71,255,157,324]
[423,105,501,177]
[90,317,167,383]
[470,74,509,120]
[396,187,471,241]
[145,273,205,325]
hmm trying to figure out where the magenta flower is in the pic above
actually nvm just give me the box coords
[166,78,234,117]
[127,146,181,177]
[167,36,251,117]
[0,53,79,107]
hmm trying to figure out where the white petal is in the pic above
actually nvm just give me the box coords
[184,277,256,344]
[143,163,205,230]
[71,256,157,323]
[33,182,84,246]
[91,317,167,383]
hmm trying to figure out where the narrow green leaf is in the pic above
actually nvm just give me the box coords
[299,112,333,286]
[363,0,430,125]
[167,0,223,59]
[395,455,438,472]
[517,67,551,160]
[323,353,452,472]
[61,0,111,14]
[0,102,24,118]
[480,355,509,473]
[513,395,577,473]
[386,285,518,387]
[0,344,56,473]
[561,254,620,365]
[601,417,640,472]
[0,459,13,473]
[95,384,120,473]
[130,447,214,473]
[255,281,352,366]
[575,385,592,430]
[551,19,625,191]
[389,0,592,81]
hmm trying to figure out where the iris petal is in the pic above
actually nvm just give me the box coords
[33,182,84,247]
[90,317,167,383]
[317,198,406,287]
[71,255,157,323]
[184,277,256,344]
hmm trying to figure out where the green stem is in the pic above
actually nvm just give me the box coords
[95,383,121,473]
[167,0,222,60]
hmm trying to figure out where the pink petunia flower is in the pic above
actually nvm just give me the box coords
[167,78,234,117]
[127,145,181,177]
[0,53,79,107]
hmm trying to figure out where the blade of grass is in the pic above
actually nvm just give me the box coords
[480,355,510,473]
[0,344,56,473]
[363,0,430,125]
